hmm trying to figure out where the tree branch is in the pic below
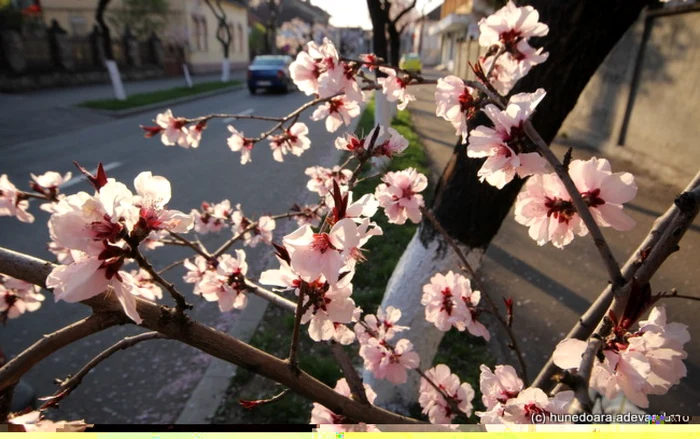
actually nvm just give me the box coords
[329,342,370,405]
[0,313,126,391]
[40,332,167,410]
[532,171,700,391]
[129,244,191,313]
[420,206,529,384]
[0,247,422,424]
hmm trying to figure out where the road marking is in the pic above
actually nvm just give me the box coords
[222,108,254,123]
[61,161,124,189]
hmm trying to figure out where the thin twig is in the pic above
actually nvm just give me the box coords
[287,282,307,370]
[532,171,700,391]
[129,245,191,313]
[168,231,211,259]
[0,247,423,424]
[40,332,166,410]
[329,342,370,405]
[523,120,625,290]
[0,313,125,391]
[157,257,188,275]
[420,206,529,384]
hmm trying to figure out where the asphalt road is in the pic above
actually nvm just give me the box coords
[0,86,345,423]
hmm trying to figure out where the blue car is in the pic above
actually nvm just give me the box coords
[247,55,295,94]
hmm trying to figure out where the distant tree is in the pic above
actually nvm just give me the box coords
[251,0,285,54]
[367,0,418,66]
[95,0,114,60]
[108,0,170,40]
[203,0,235,81]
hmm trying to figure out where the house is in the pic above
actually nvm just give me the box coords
[37,0,249,74]
[430,0,492,75]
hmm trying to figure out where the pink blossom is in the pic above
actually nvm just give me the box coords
[514,174,587,249]
[269,123,311,162]
[283,218,362,286]
[553,306,689,409]
[304,165,353,197]
[141,229,167,251]
[422,271,488,339]
[478,364,523,411]
[227,126,254,165]
[361,337,420,384]
[377,67,415,111]
[479,49,548,96]
[355,305,409,344]
[0,275,44,321]
[360,53,379,71]
[301,281,356,342]
[311,96,361,133]
[372,127,410,158]
[467,89,548,189]
[154,109,189,147]
[183,121,206,148]
[515,158,637,248]
[568,157,637,231]
[129,268,163,301]
[191,200,231,234]
[231,205,276,247]
[374,168,428,225]
[30,171,72,191]
[478,1,549,52]
[419,364,475,423]
[290,50,321,95]
[310,378,377,427]
[319,61,364,103]
[435,76,477,141]
[325,189,379,222]
[183,255,214,295]
[0,174,34,223]
[132,172,193,235]
[48,242,75,264]
[46,252,142,324]
[334,133,366,155]
[198,250,249,312]
[501,388,574,424]
[49,181,137,256]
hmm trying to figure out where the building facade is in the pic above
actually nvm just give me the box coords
[36,0,248,73]
[430,0,493,74]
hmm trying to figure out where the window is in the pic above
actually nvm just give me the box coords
[191,16,201,51]
[237,24,244,53]
[69,15,87,36]
[202,17,208,51]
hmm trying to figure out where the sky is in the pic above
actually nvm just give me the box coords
[310,0,444,30]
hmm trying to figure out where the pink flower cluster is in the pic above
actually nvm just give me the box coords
[435,76,477,142]
[46,172,192,323]
[310,378,379,432]
[419,364,475,424]
[305,165,353,197]
[467,89,548,189]
[515,157,637,248]
[0,274,44,322]
[335,126,409,159]
[269,123,312,163]
[231,205,276,248]
[553,305,689,408]
[375,168,428,225]
[141,109,205,149]
[478,1,549,94]
[311,96,361,133]
[378,67,416,111]
[190,199,233,235]
[355,306,420,384]
[421,271,490,340]
[476,364,574,424]
[290,38,364,103]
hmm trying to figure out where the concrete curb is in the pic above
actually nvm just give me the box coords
[82,83,245,119]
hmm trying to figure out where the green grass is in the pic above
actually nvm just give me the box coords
[79,80,242,111]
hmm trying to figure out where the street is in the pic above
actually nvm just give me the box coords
[0,85,345,423]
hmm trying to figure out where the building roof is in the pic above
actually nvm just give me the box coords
[426,3,442,21]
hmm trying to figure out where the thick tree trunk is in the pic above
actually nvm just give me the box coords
[366,0,651,413]
[368,0,392,128]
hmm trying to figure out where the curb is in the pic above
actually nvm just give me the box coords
[174,104,368,425]
[82,83,245,119]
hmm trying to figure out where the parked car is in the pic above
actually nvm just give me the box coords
[399,53,422,74]
[247,55,295,94]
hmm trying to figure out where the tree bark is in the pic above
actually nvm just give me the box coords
[96,0,114,60]
[366,0,652,413]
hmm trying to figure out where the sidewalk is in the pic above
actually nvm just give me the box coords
[408,75,700,415]
[0,71,245,147]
